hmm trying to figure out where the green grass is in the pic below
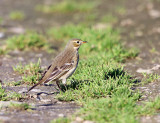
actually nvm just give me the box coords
[84,13,97,22]
[0,48,7,55]
[52,59,160,123]
[9,11,25,20]
[36,0,97,13]
[141,73,160,85]
[6,32,49,51]
[0,31,53,56]
[101,14,118,24]
[52,96,160,123]
[49,23,159,122]
[13,59,42,85]
[0,84,22,101]
[0,17,3,24]
[115,6,126,15]
[57,61,139,102]
[47,24,138,62]
[8,103,31,111]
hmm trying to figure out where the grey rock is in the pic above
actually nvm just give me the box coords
[136,68,153,74]
[0,116,10,121]
[9,27,25,34]
[58,113,65,117]
[83,120,94,123]
[0,101,22,108]
[148,9,160,19]
[0,32,5,38]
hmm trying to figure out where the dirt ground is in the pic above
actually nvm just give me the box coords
[0,0,160,123]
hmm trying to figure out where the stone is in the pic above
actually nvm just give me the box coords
[9,27,25,34]
[148,9,160,19]
[75,117,83,122]
[0,32,5,38]
[136,68,152,74]
[0,116,10,121]
[151,64,160,70]
[30,89,42,93]
[120,19,134,26]
[0,101,22,108]
[83,120,94,123]
[93,23,108,30]
[58,113,65,117]
[40,99,52,103]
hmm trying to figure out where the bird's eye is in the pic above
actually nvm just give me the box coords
[77,41,79,44]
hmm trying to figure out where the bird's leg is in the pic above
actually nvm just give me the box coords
[62,79,67,91]
[56,81,62,91]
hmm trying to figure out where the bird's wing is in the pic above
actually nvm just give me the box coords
[27,62,74,92]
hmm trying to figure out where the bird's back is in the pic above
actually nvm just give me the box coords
[41,48,76,82]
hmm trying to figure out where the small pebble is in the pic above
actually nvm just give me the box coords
[31,89,42,93]
[136,68,152,74]
[148,9,160,19]
[75,117,83,122]
[41,99,52,103]
[0,32,5,38]
[83,120,94,123]
[58,113,64,117]
[9,27,25,34]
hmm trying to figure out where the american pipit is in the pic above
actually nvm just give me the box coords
[27,39,87,92]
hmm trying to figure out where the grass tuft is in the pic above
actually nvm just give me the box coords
[101,14,118,24]
[141,73,160,85]
[6,32,49,51]
[9,11,25,20]
[57,61,139,103]
[13,59,42,85]
[0,84,22,101]
[36,0,97,13]
[50,22,158,123]
[0,17,3,24]
[0,48,7,55]
[9,103,31,111]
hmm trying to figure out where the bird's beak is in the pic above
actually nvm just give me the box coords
[82,41,87,44]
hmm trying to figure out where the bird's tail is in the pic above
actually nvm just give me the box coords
[27,79,44,93]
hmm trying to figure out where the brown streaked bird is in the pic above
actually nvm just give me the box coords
[27,39,87,92]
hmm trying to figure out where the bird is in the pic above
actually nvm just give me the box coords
[27,39,87,92]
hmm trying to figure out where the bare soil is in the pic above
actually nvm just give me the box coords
[0,0,160,123]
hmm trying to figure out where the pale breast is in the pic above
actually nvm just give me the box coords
[59,52,79,81]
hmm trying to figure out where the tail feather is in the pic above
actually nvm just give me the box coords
[27,80,44,93]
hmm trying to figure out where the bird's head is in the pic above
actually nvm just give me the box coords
[68,39,87,50]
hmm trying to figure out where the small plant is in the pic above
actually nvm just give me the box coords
[51,118,71,123]
[9,11,25,20]
[9,103,31,111]
[101,14,117,24]
[0,48,7,55]
[115,6,126,15]
[36,0,97,13]
[6,32,49,51]
[0,17,3,24]
[141,73,160,85]
[0,84,22,101]
[84,13,97,22]
[13,59,42,85]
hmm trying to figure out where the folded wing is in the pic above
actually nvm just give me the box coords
[27,62,74,92]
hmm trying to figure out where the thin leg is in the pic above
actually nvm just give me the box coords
[64,84,67,91]
[56,81,62,91]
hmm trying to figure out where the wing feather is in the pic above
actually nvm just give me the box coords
[27,61,74,92]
